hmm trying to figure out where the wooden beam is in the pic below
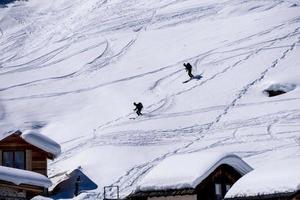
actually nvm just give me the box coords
[0,182,44,193]
[0,150,2,165]
[26,150,32,171]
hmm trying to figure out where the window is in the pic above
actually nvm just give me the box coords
[3,151,13,167]
[226,184,231,192]
[2,151,25,169]
[215,183,222,200]
[214,183,232,200]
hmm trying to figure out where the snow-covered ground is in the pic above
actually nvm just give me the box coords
[0,0,300,199]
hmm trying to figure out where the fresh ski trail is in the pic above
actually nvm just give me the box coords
[1,1,300,199]
[92,30,300,199]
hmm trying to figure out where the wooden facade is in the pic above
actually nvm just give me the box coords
[127,164,242,200]
[0,131,54,199]
[0,180,46,200]
[0,132,52,176]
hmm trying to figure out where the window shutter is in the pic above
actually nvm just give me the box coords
[26,150,32,170]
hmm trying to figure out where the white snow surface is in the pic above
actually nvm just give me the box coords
[0,166,52,188]
[138,151,252,191]
[22,130,61,158]
[0,0,300,199]
[225,158,300,198]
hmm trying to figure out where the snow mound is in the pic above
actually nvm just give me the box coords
[22,130,61,158]
[263,83,296,97]
[0,166,52,188]
[225,158,300,198]
[31,197,53,200]
[137,151,252,191]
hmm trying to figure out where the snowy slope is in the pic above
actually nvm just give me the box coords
[0,0,300,199]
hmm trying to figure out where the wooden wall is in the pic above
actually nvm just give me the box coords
[0,134,48,176]
[195,164,242,200]
[0,180,45,200]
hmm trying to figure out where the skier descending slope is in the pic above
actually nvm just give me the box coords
[183,63,195,83]
[184,62,194,79]
[133,102,143,116]
[182,62,202,83]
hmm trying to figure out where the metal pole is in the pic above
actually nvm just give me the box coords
[117,186,119,199]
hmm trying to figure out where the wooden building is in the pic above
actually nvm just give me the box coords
[225,158,300,200]
[127,151,252,200]
[0,130,61,200]
[0,166,52,200]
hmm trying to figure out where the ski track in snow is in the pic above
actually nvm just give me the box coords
[50,30,290,166]
[1,0,300,199]
[0,6,299,101]
[95,109,300,199]
[0,100,5,121]
[56,11,300,200]
[89,29,300,199]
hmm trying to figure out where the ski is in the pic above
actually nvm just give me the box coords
[182,75,203,83]
[183,79,193,83]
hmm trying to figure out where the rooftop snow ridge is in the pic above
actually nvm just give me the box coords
[225,158,300,198]
[22,130,61,158]
[137,150,252,191]
[0,165,52,188]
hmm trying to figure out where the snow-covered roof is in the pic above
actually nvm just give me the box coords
[225,158,300,199]
[137,151,253,191]
[0,130,61,158]
[0,166,52,188]
[22,130,61,158]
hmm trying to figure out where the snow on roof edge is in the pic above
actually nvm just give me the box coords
[225,158,300,198]
[0,130,17,141]
[0,166,52,188]
[0,130,61,158]
[137,151,253,192]
[191,154,253,188]
[22,130,61,158]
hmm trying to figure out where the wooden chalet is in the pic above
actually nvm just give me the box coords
[0,130,61,200]
[127,151,252,200]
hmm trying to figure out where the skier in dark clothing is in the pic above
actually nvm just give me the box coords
[133,102,143,116]
[183,63,194,79]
